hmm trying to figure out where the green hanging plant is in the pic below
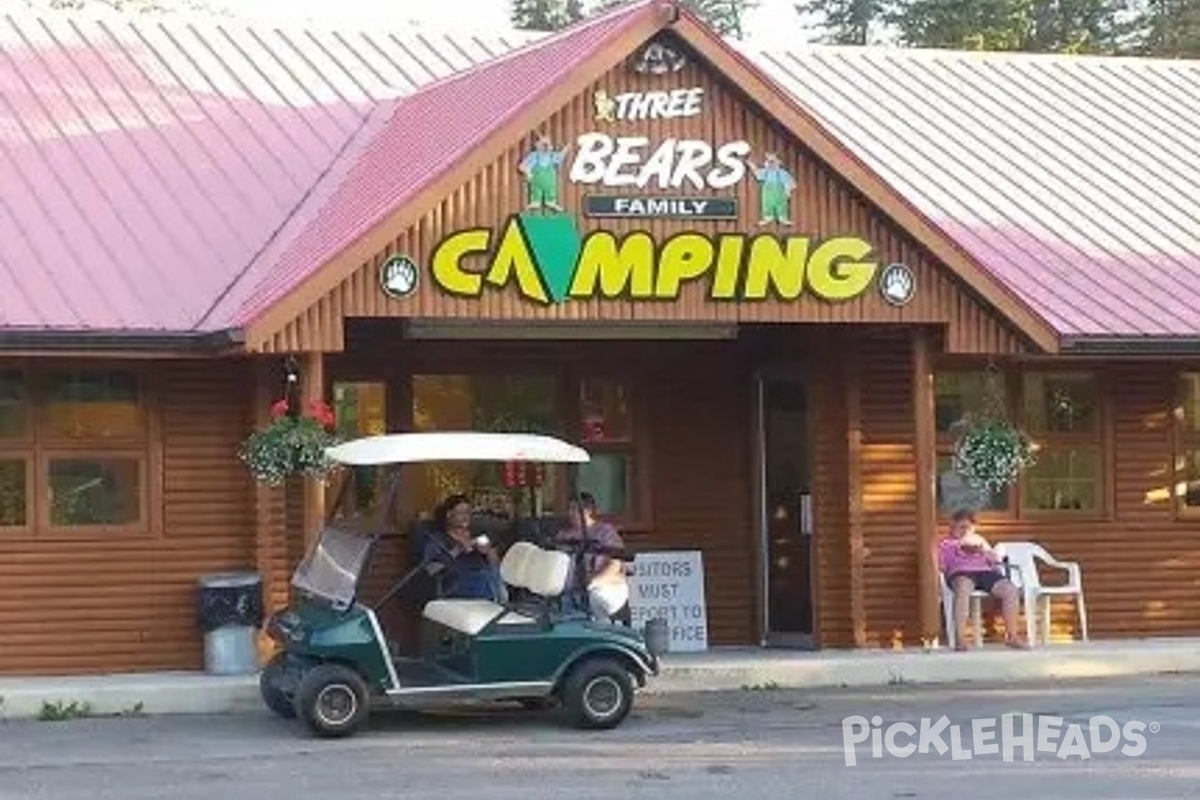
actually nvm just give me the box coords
[239,397,342,487]
[950,367,1037,493]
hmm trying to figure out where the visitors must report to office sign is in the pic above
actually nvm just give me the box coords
[627,550,708,653]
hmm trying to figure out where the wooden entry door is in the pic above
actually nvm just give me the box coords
[755,368,815,648]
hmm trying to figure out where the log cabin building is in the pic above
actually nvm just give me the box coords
[1,0,1198,674]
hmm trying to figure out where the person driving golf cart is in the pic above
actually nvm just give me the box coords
[422,493,504,602]
[554,492,630,624]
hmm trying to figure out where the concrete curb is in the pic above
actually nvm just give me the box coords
[3,640,1199,720]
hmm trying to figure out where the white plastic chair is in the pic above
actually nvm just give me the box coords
[995,542,1089,644]
[939,570,990,649]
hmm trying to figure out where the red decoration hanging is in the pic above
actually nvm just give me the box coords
[503,461,518,488]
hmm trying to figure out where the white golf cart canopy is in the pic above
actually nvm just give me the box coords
[325,431,591,466]
[294,432,589,608]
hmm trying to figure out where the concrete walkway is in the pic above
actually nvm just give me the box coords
[2,638,1198,720]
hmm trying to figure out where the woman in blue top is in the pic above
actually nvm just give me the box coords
[424,494,503,602]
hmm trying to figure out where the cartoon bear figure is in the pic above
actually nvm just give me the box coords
[747,151,796,226]
[518,134,571,214]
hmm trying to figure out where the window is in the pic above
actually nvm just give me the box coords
[578,377,638,518]
[408,372,647,527]
[0,370,29,529]
[934,367,1104,518]
[0,368,149,535]
[935,371,1012,515]
[1176,373,1200,513]
[411,374,563,521]
[1020,372,1101,513]
[329,382,389,517]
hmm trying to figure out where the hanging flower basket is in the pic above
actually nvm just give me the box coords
[951,415,1037,493]
[239,398,341,486]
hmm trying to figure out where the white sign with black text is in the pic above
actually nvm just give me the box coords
[627,550,708,653]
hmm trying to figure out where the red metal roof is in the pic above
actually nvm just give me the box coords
[205,1,653,329]
[0,10,536,332]
[2,6,1198,342]
[742,44,1200,339]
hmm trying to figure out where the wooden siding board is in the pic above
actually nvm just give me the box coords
[860,331,920,647]
[646,346,755,646]
[0,359,257,675]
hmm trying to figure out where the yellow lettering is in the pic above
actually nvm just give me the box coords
[655,234,714,298]
[430,228,489,296]
[569,232,655,298]
[430,217,880,306]
[486,220,548,304]
[710,235,744,300]
[807,236,877,301]
[743,236,811,300]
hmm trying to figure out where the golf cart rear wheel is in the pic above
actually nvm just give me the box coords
[294,663,369,738]
[562,657,634,730]
[260,652,296,719]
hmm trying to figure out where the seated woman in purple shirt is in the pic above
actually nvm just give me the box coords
[936,509,1025,651]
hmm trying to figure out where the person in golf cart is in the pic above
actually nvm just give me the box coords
[421,493,504,602]
[554,492,631,625]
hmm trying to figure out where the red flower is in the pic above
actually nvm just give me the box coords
[306,400,336,429]
[270,398,290,418]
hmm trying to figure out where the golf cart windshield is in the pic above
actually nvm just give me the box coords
[292,432,591,607]
[291,525,374,609]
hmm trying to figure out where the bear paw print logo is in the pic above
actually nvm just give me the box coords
[380,255,418,299]
[880,263,915,306]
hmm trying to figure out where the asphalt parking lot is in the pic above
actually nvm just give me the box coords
[0,674,1196,800]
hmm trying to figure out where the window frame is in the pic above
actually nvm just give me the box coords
[0,364,158,540]
[400,364,653,533]
[572,372,652,531]
[0,367,34,532]
[1017,370,1107,518]
[933,363,1108,522]
[1174,371,1200,519]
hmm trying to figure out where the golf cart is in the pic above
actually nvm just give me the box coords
[260,431,664,738]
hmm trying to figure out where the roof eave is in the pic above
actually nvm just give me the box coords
[1060,336,1200,356]
[0,328,245,355]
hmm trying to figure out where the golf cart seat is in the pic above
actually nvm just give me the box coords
[422,542,571,635]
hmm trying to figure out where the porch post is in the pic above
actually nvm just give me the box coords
[846,335,867,647]
[912,327,940,646]
[252,358,288,663]
[300,351,326,552]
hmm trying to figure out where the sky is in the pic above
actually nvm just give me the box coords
[0,0,818,46]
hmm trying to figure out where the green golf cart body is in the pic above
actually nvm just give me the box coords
[260,431,663,738]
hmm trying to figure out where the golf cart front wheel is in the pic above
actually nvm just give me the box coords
[562,657,634,730]
[294,663,369,738]
[260,652,296,719]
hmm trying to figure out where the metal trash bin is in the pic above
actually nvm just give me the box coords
[644,616,670,657]
[198,572,264,675]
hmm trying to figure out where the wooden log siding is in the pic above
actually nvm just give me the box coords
[646,350,755,645]
[252,57,1033,357]
[969,360,1200,642]
[0,360,258,675]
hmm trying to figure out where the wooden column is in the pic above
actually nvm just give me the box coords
[252,358,288,664]
[846,334,867,647]
[301,351,326,552]
[913,327,941,646]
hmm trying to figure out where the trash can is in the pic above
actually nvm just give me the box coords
[644,616,670,657]
[198,572,264,675]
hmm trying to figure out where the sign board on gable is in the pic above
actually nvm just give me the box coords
[386,70,919,309]
[430,214,882,305]
[627,550,708,653]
